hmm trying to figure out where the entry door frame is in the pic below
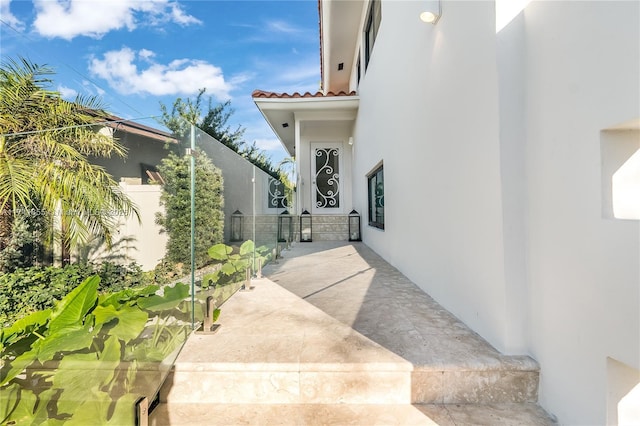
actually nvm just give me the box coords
[311,142,344,215]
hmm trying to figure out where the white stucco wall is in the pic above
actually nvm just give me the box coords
[352,0,511,354]
[522,1,640,424]
[347,0,639,424]
[115,183,167,271]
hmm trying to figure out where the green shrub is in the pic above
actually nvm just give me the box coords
[0,262,150,327]
[155,150,225,269]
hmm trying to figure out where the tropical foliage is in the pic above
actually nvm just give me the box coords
[0,240,271,424]
[155,150,224,268]
[0,276,192,424]
[204,240,264,287]
[159,89,282,178]
[0,57,139,268]
[0,262,150,327]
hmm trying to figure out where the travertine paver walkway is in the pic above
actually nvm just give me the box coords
[265,242,532,370]
[151,241,556,425]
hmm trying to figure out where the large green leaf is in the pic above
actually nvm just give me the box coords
[0,349,38,386]
[34,321,96,362]
[220,262,238,275]
[5,388,66,425]
[0,308,51,348]
[208,243,232,260]
[54,337,122,414]
[202,271,221,287]
[94,305,149,343]
[0,383,20,423]
[48,276,99,334]
[92,304,119,328]
[136,282,189,312]
[61,389,137,425]
[98,284,160,308]
[239,240,255,255]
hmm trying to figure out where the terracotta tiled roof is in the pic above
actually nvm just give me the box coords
[252,90,356,99]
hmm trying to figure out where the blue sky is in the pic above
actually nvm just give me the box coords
[0,0,321,164]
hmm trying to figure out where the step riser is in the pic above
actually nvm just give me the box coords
[150,402,557,426]
[411,370,539,404]
[160,368,538,405]
[161,370,411,404]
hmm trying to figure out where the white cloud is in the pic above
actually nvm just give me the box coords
[168,3,200,26]
[32,0,200,40]
[58,85,78,99]
[82,80,106,96]
[266,20,303,35]
[0,0,25,31]
[139,49,156,61]
[278,62,320,85]
[88,47,232,98]
[253,138,283,152]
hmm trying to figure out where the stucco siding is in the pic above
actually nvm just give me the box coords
[352,0,510,355]
[521,1,640,424]
[348,0,639,424]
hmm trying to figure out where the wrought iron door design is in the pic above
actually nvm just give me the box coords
[268,177,290,210]
[313,146,340,209]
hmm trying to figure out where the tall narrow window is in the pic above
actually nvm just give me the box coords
[364,0,381,70]
[356,52,361,86]
[367,163,384,229]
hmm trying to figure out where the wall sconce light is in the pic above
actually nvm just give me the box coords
[348,137,354,146]
[420,0,441,24]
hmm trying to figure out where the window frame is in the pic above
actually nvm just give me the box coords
[367,162,384,230]
[364,0,381,70]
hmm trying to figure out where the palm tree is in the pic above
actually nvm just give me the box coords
[0,57,139,265]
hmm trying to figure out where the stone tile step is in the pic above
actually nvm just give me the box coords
[411,368,539,404]
[161,365,537,405]
[149,402,557,426]
[161,277,540,405]
[160,369,411,404]
[265,243,542,404]
[161,278,414,405]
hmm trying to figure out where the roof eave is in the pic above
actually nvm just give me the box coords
[253,95,360,157]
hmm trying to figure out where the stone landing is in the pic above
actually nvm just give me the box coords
[151,242,556,425]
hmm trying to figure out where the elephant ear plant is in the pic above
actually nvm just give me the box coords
[203,240,272,288]
[0,276,191,425]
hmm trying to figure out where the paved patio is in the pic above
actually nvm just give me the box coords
[151,241,556,425]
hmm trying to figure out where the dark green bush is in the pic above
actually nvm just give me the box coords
[0,262,150,327]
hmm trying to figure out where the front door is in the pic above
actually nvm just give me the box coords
[311,143,342,214]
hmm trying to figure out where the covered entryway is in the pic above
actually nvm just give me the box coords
[252,90,359,241]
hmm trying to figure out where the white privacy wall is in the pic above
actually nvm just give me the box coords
[522,1,639,424]
[348,0,639,424]
[116,183,167,271]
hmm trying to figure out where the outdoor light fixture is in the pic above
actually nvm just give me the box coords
[420,0,441,24]
[230,210,243,242]
[300,209,312,242]
[348,210,361,241]
[348,137,354,146]
[278,210,293,243]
